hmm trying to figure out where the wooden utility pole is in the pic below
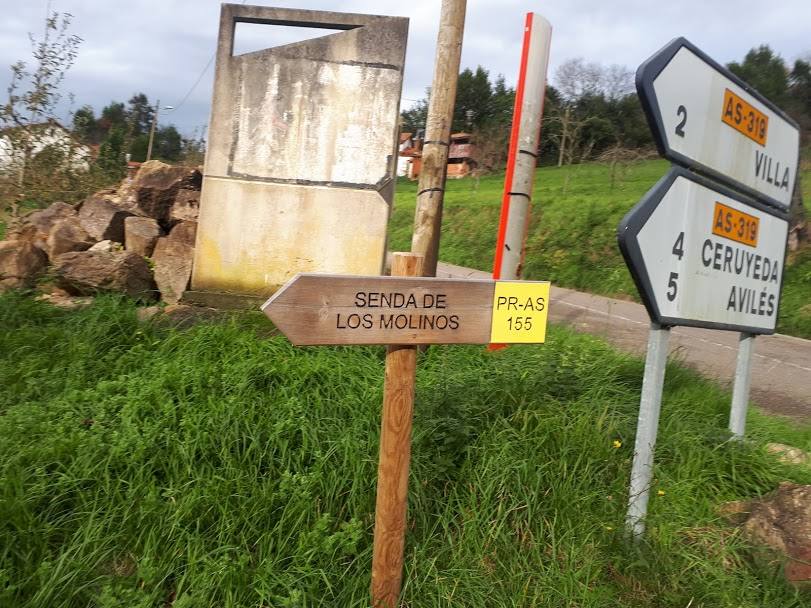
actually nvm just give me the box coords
[146,99,160,162]
[370,252,423,608]
[411,0,467,277]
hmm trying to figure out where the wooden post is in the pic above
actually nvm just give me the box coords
[410,0,467,277]
[371,252,424,608]
[146,99,160,162]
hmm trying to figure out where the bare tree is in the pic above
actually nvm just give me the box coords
[554,58,603,103]
[0,12,82,217]
[551,59,604,167]
[549,58,636,168]
[601,64,635,100]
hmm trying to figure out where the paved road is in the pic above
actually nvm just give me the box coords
[437,262,811,420]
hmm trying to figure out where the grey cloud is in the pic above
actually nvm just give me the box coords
[1,0,809,135]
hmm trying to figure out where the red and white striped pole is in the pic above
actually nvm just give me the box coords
[492,13,552,282]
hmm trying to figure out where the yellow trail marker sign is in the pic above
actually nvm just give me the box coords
[261,274,550,346]
[490,281,550,343]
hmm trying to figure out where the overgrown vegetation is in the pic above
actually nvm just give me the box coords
[1,293,809,606]
[390,158,811,338]
[0,11,204,219]
[0,11,102,216]
[402,45,811,175]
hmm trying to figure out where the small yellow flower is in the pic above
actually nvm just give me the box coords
[612,440,622,449]
[605,525,613,531]
[657,489,665,496]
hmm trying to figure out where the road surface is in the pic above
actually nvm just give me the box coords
[437,262,811,420]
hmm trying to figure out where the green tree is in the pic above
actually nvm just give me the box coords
[400,95,428,133]
[71,104,102,144]
[788,58,811,139]
[180,128,206,166]
[96,126,127,179]
[727,45,789,105]
[128,134,149,162]
[98,101,127,134]
[154,125,182,161]
[453,66,493,131]
[127,93,154,137]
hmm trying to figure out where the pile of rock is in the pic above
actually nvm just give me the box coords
[721,481,811,587]
[0,161,201,304]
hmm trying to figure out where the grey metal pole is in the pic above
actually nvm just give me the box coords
[626,323,670,538]
[728,333,755,439]
[493,13,552,281]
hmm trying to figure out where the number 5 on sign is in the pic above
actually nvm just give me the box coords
[490,282,550,343]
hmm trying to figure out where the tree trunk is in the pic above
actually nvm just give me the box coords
[557,106,569,168]
[788,171,806,251]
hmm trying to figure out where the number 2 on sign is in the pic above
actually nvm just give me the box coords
[675,105,687,137]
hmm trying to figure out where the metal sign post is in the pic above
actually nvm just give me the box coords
[261,253,550,607]
[621,36,799,536]
[626,324,670,538]
[729,333,756,438]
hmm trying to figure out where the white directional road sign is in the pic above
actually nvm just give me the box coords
[637,38,800,211]
[618,167,788,334]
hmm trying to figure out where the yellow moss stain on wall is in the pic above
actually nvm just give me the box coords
[191,178,390,296]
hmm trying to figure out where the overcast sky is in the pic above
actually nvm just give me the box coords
[2,0,810,136]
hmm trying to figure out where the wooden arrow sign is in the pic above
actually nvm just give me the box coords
[637,37,800,211]
[261,274,550,345]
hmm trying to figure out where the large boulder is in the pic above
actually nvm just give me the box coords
[88,240,124,253]
[169,188,200,225]
[152,221,197,304]
[78,195,133,242]
[53,250,156,301]
[124,216,162,257]
[46,216,94,259]
[7,201,76,248]
[0,240,48,291]
[726,482,811,586]
[119,161,201,226]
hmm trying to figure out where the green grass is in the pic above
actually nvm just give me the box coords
[390,159,811,338]
[2,293,810,607]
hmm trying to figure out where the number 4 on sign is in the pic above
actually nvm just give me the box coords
[667,232,684,302]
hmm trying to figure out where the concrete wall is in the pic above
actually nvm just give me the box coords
[191,4,408,296]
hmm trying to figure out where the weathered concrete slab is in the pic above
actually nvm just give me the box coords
[192,4,408,296]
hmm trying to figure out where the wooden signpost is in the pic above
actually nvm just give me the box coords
[262,273,550,346]
[262,252,550,607]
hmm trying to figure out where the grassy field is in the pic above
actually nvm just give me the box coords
[390,159,811,339]
[2,293,810,607]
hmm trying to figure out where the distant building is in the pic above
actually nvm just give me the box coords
[397,131,424,179]
[447,132,476,178]
[0,120,91,174]
[397,131,477,180]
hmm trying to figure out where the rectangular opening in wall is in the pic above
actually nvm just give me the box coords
[232,21,349,57]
